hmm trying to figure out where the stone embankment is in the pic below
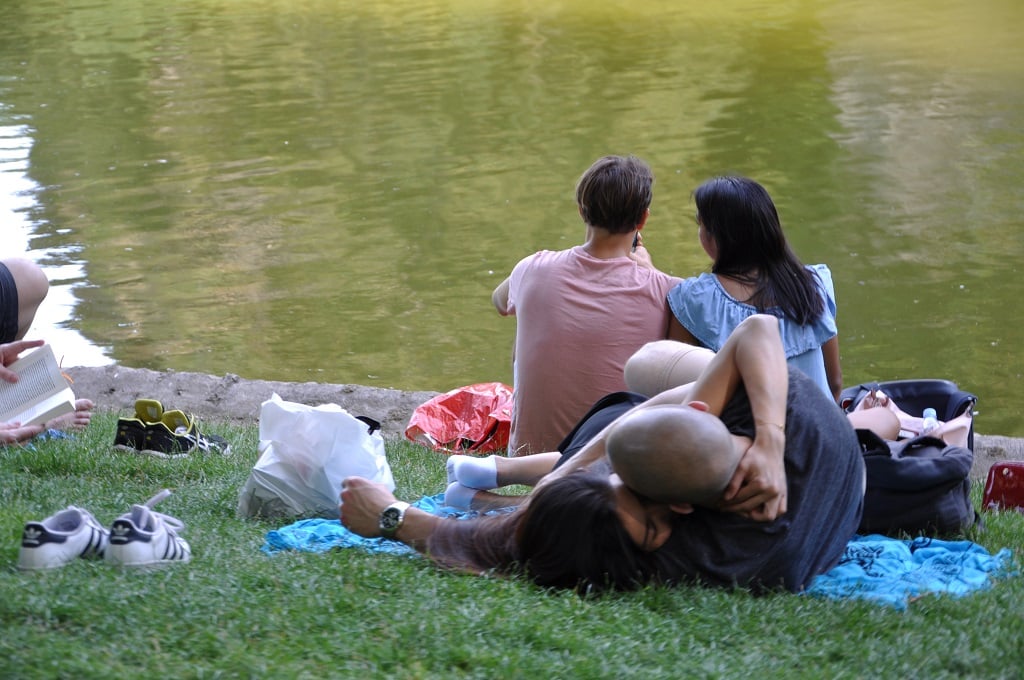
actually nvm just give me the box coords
[67,364,1024,481]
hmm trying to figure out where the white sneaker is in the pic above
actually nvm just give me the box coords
[17,506,109,570]
[105,489,191,567]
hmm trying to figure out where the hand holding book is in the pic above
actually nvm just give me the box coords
[0,338,45,384]
[0,341,76,428]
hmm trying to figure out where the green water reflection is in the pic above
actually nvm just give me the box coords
[2,0,1023,435]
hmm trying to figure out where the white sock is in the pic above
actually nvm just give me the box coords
[444,482,478,510]
[448,455,498,490]
[445,456,462,485]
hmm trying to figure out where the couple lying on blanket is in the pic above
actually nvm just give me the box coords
[340,314,973,594]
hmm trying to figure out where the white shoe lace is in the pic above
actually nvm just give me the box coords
[175,428,228,455]
[141,489,186,534]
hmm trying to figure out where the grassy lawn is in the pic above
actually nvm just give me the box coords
[1,413,1021,679]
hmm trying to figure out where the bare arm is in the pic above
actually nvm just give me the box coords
[687,314,788,520]
[667,316,700,344]
[822,335,842,403]
[339,477,442,552]
[492,277,511,315]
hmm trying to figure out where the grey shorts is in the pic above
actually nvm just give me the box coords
[0,261,19,343]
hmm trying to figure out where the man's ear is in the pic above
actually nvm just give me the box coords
[635,208,650,230]
[687,400,710,412]
[669,503,695,515]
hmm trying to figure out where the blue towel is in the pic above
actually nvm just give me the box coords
[264,497,1015,609]
[23,429,74,450]
[805,534,1014,609]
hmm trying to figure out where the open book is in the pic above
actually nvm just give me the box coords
[0,345,76,427]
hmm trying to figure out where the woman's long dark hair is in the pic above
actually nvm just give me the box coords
[426,470,661,593]
[694,176,824,324]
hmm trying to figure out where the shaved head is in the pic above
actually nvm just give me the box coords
[606,405,740,506]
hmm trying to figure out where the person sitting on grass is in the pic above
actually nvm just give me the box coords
[666,176,842,401]
[340,315,866,593]
[0,338,94,445]
[491,155,682,456]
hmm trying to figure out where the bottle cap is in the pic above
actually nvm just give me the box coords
[923,407,937,419]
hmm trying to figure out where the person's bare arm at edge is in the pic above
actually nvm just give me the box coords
[492,277,511,315]
[667,316,701,345]
[687,314,788,521]
[822,335,843,403]
[339,477,443,551]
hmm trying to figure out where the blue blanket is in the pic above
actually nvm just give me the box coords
[263,496,1014,609]
[262,494,488,556]
[806,534,1013,609]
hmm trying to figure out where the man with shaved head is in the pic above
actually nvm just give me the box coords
[528,313,865,591]
[605,404,740,507]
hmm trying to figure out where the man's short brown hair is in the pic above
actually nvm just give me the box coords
[575,155,653,234]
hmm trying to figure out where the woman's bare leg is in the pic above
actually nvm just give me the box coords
[494,452,561,486]
[43,399,94,432]
[846,406,900,440]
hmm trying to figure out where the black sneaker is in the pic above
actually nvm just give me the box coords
[113,399,165,451]
[141,410,231,458]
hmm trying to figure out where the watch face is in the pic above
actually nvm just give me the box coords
[381,507,402,531]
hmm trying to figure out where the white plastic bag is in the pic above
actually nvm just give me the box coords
[237,393,395,519]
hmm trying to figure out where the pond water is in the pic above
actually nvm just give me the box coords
[3,0,1023,435]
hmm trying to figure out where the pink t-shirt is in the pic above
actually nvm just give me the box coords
[505,246,681,455]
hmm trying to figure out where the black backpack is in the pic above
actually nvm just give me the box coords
[840,380,980,537]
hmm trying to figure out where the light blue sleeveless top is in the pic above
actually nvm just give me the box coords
[666,264,838,398]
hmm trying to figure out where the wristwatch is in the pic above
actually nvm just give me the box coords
[379,501,411,539]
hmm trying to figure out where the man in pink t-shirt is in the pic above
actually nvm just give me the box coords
[492,156,682,455]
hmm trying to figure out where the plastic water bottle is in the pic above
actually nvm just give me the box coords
[921,407,940,435]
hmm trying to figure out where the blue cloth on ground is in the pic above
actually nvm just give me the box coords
[23,429,74,450]
[261,493,488,556]
[806,534,1014,610]
[263,495,1014,609]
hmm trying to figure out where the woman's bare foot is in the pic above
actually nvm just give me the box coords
[43,399,95,432]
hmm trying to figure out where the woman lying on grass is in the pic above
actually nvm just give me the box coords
[342,315,872,594]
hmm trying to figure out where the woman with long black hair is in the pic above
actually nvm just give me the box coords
[666,176,841,402]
